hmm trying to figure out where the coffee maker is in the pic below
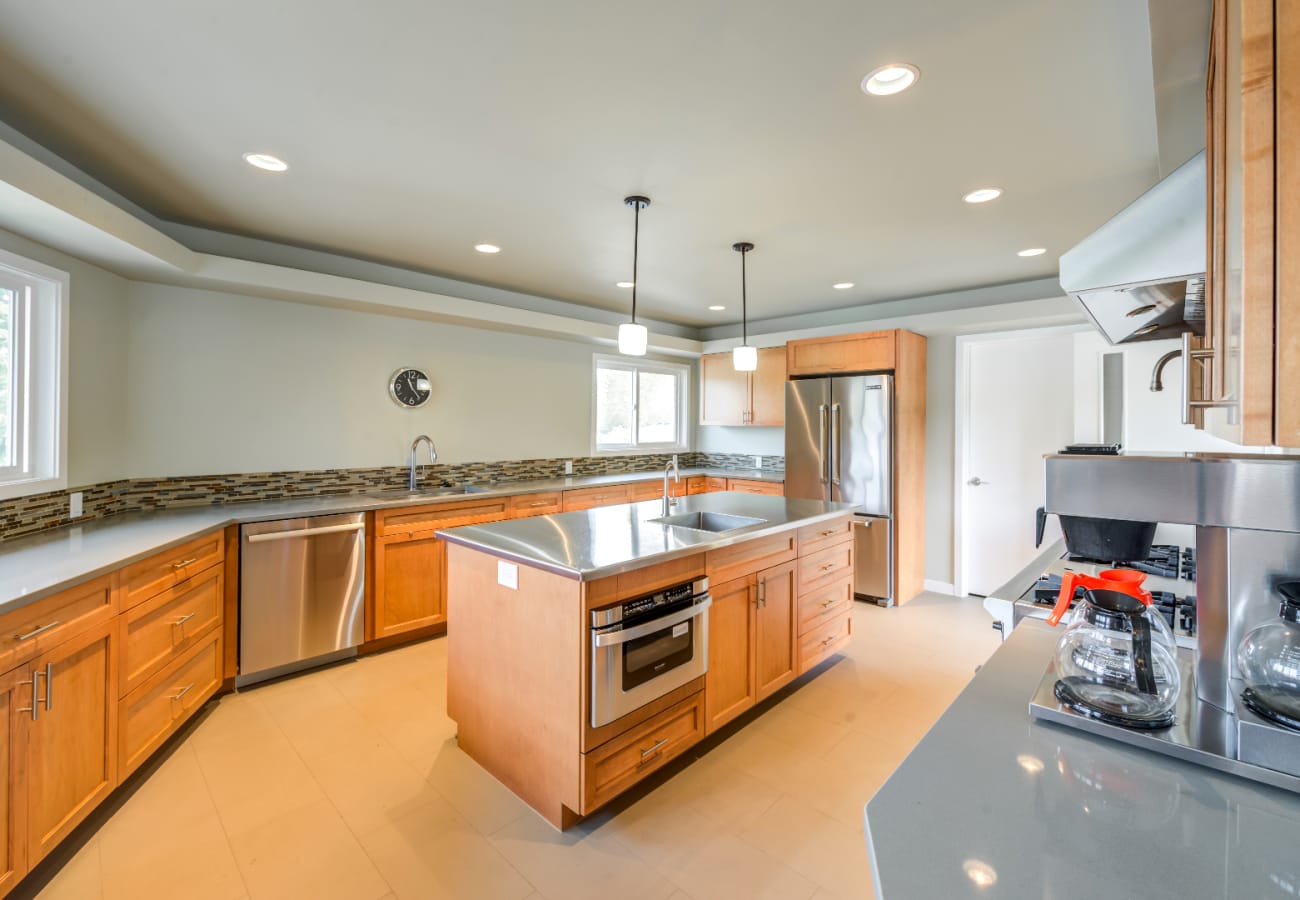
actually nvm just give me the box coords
[1028,452,1300,792]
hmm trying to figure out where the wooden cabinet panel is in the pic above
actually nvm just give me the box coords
[786,331,895,377]
[725,478,783,496]
[119,564,222,697]
[754,562,797,702]
[119,531,225,611]
[0,669,25,895]
[509,492,563,518]
[373,533,445,639]
[797,517,854,557]
[1276,0,1300,445]
[21,621,116,866]
[119,630,222,780]
[699,352,749,426]
[750,347,787,426]
[0,575,117,676]
[798,577,853,636]
[704,576,756,734]
[376,497,510,537]
[798,609,852,675]
[706,531,797,585]
[686,476,708,495]
[581,691,703,813]
[705,477,729,492]
[798,542,854,596]
[628,480,664,502]
[562,485,630,512]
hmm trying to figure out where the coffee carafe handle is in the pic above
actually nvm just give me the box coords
[1130,613,1159,696]
[1048,571,1091,626]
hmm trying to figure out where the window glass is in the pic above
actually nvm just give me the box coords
[0,287,12,468]
[596,365,634,447]
[637,370,677,444]
[593,357,688,452]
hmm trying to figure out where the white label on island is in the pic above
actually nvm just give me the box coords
[497,561,519,590]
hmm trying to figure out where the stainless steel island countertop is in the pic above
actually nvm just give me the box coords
[864,619,1300,899]
[437,493,856,580]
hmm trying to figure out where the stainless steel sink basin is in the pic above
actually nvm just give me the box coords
[380,485,490,499]
[648,511,767,533]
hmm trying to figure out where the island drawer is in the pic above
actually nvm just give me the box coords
[377,497,511,536]
[119,629,222,780]
[562,485,630,512]
[797,517,854,557]
[119,531,226,610]
[581,691,703,813]
[0,574,118,674]
[798,577,853,636]
[119,564,223,696]
[509,492,563,518]
[798,609,851,674]
[797,542,855,595]
[726,478,784,496]
[707,531,797,584]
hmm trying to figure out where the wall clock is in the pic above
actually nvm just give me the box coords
[389,366,432,408]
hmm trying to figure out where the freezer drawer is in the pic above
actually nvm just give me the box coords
[853,515,892,605]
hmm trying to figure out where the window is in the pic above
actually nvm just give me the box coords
[0,249,68,500]
[593,355,689,454]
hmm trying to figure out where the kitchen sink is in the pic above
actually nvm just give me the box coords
[380,485,490,499]
[648,511,767,533]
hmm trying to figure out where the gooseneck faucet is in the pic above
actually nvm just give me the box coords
[1150,348,1183,392]
[409,435,438,491]
[662,457,680,517]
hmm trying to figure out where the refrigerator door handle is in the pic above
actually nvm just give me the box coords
[818,403,830,484]
[831,403,842,485]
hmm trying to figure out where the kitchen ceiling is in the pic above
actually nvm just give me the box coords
[0,0,1167,327]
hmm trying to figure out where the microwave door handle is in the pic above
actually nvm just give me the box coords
[591,597,712,648]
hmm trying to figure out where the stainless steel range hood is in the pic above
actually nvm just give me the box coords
[1058,150,1206,345]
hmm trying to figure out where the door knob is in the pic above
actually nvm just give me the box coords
[968,477,989,487]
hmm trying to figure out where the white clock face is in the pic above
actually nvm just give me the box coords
[389,367,431,408]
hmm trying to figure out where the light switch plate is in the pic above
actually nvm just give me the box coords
[564,460,574,475]
[69,491,84,518]
[497,561,519,590]
[753,455,763,469]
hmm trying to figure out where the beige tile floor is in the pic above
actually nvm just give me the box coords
[37,593,1000,900]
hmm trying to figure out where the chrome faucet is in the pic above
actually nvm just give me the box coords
[1150,348,1183,392]
[409,435,438,491]
[662,457,680,517]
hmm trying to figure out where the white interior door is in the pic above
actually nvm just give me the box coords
[959,330,1077,596]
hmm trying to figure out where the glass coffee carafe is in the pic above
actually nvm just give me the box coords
[1237,581,1300,731]
[1047,569,1181,729]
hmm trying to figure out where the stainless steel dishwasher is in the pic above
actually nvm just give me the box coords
[238,512,365,686]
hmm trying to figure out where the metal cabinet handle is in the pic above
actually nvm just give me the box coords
[44,662,52,711]
[640,737,669,760]
[170,683,195,701]
[1181,331,1233,425]
[820,597,838,608]
[757,579,767,608]
[821,562,836,571]
[171,557,199,569]
[15,621,59,641]
[819,529,837,537]
[821,635,837,646]
[173,612,196,628]
[18,674,38,720]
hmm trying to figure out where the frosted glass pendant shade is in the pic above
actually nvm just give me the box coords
[733,345,758,371]
[618,322,648,356]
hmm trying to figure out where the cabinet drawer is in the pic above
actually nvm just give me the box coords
[627,480,664,502]
[706,530,797,584]
[798,609,851,674]
[705,477,729,492]
[798,577,853,636]
[686,476,709,495]
[0,575,118,674]
[376,497,511,536]
[798,517,854,557]
[509,492,563,518]
[798,542,855,595]
[119,564,223,697]
[786,331,895,377]
[726,479,783,496]
[582,691,703,813]
[119,630,222,780]
[562,484,630,512]
[119,531,225,610]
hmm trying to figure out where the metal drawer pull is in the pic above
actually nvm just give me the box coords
[820,598,838,608]
[170,683,196,701]
[818,529,837,537]
[173,612,196,627]
[171,557,199,569]
[18,675,38,720]
[15,621,60,641]
[822,635,837,646]
[640,737,670,759]
[44,662,52,711]
[820,562,837,571]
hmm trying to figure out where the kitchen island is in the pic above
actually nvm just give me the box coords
[438,492,858,828]
[864,619,1300,898]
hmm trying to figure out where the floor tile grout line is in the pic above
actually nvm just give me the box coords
[187,708,262,900]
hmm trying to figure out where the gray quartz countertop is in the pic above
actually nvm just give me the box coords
[864,619,1300,899]
[437,492,857,581]
[0,467,783,612]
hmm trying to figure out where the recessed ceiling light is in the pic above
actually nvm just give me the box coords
[474,244,501,254]
[242,152,288,172]
[1017,247,1047,257]
[708,305,726,311]
[963,188,1003,204]
[833,282,855,290]
[616,281,635,288]
[862,63,920,96]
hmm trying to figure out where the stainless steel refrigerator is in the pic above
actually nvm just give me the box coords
[785,374,893,603]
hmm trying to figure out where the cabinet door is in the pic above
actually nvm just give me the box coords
[786,332,895,378]
[749,347,787,426]
[754,562,797,701]
[704,576,756,734]
[23,621,116,866]
[700,352,749,426]
[0,671,26,895]
[373,533,445,639]
[1277,0,1300,445]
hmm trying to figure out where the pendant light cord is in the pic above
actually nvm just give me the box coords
[740,247,748,345]
[631,203,640,325]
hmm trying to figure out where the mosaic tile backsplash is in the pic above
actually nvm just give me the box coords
[0,452,784,543]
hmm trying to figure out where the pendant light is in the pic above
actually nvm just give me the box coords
[732,241,757,371]
[618,195,651,356]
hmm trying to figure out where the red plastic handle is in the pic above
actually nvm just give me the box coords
[1047,568,1153,627]
[1048,571,1089,626]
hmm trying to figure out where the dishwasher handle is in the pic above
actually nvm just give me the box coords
[246,523,365,544]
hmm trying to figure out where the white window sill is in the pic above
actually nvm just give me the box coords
[0,474,67,502]
[593,446,690,457]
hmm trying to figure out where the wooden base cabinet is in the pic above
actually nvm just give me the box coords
[373,533,445,639]
[754,561,797,701]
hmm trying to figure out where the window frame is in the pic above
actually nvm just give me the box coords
[0,248,69,501]
[591,354,690,455]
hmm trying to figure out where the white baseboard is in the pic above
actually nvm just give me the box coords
[923,579,957,596]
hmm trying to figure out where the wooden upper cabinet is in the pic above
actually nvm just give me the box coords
[785,331,895,378]
[1276,0,1300,445]
[699,348,786,427]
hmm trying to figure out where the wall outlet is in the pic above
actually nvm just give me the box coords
[69,491,84,518]
[564,460,574,475]
[753,455,763,469]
